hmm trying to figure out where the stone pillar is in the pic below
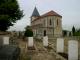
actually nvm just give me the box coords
[3,36,9,45]
[68,40,78,60]
[57,38,64,53]
[43,36,48,47]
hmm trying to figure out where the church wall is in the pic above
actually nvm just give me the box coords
[40,16,54,38]
[31,16,62,38]
[47,16,54,27]
[54,16,62,37]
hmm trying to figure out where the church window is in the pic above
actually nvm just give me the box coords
[57,19,58,26]
[50,19,52,25]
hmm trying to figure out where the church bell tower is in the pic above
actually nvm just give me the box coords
[31,7,40,22]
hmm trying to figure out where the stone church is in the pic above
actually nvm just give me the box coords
[30,7,62,39]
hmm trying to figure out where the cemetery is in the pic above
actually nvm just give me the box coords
[0,0,79,60]
[0,31,79,60]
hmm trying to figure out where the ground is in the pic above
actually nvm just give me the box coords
[17,37,80,60]
[18,39,57,60]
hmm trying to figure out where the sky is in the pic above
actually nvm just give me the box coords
[8,0,80,31]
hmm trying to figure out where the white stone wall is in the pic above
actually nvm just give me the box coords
[54,16,62,37]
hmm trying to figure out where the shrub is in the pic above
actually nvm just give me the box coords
[24,29,33,37]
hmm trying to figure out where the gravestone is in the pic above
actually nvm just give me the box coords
[79,41,80,60]
[68,40,78,60]
[43,36,48,47]
[67,32,69,36]
[3,36,9,45]
[28,37,34,47]
[57,38,64,53]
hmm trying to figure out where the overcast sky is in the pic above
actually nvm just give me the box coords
[8,0,80,31]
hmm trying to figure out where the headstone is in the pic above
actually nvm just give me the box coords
[79,41,80,60]
[67,32,69,36]
[28,37,33,47]
[57,38,64,53]
[3,36,9,45]
[16,32,19,37]
[43,36,48,47]
[68,40,78,60]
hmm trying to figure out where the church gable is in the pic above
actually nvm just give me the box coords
[41,10,62,17]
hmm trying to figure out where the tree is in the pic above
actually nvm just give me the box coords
[0,0,23,31]
[63,30,67,36]
[74,29,80,36]
[24,26,33,37]
[72,26,75,36]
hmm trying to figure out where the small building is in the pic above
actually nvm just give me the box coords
[30,7,62,39]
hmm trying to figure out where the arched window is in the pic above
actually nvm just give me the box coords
[50,19,52,25]
[57,19,58,26]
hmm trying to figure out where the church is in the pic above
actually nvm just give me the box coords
[30,7,62,39]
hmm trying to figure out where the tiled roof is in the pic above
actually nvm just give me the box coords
[31,10,62,22]
[42,10,62,17]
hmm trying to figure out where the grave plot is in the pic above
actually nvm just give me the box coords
[31,52,56,60]
[17,36,80,60]
[26,37,56,60]
[56,38,68,59]
[35,39,46,52]
[0,45,20,60]
[48,38,57,52]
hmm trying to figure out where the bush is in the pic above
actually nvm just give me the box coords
[63,30,67,36]
[24,29,33,37]
[74,32,80,36]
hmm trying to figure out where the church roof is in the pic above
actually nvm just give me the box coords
[31,10,62,22]
[42,10,62,17]
[31,7,40,17]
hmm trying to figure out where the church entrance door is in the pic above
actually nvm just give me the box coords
[44,30,46,36]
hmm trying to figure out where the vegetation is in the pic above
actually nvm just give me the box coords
[72,26,75,36]
[63,30,67,36]
[72,26,80,36]
[24,26,33,37]
[74,29,80,36]
[0,0,23,31]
